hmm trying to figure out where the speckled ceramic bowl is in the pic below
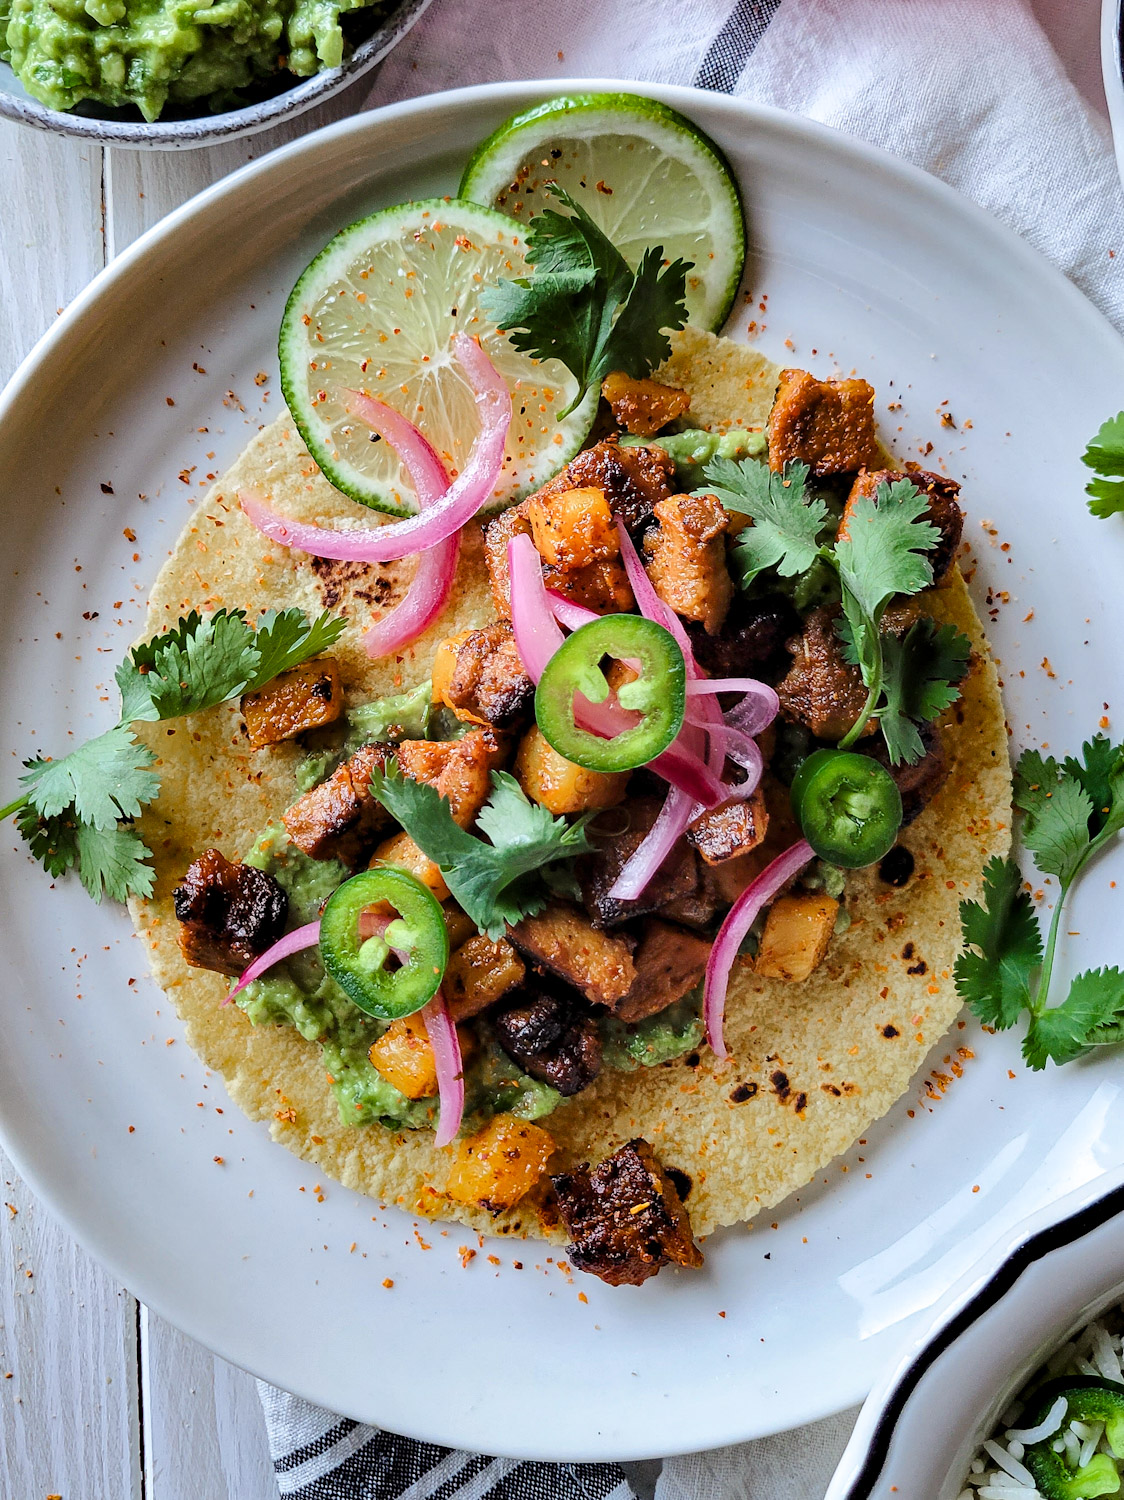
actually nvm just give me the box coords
[0,0,431,148]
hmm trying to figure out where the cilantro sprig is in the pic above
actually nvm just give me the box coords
[482,186,691,418]
[370,763,592,940]
[955,736,1124,1068]
[1082,412,1124,519]
[2,608,345,903]
[698,457,969,763]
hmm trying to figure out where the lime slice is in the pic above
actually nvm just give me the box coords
[460,94,746,333]
[279,199,599,515]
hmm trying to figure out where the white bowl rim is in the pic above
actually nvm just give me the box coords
[0,0,431,148]
[830,1169,1124,1499]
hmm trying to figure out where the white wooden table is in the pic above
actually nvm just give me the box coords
[0,4,1110,1492]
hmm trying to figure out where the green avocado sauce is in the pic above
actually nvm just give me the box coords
[1,0,388,122]
[621,428,766,485]
[236,682,708,1138]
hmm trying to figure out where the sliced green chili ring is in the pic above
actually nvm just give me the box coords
[1023,1378,1124,1499]
[535,614,686,772]
[790,748,903,869]
[319,867,448,1020]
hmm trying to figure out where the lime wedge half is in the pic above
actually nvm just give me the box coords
[279,198,599,515]
[460,93,746,332]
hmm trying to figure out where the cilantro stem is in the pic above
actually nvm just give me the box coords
[839,673,882,750]
[0,793,27,821]
[1033,883,1068,1020]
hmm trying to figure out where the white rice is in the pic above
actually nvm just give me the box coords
[959,1309,1124,1496]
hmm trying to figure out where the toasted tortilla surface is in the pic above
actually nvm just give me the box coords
[129,335,1011,1241]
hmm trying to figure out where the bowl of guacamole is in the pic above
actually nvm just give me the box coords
[0,0,431,146]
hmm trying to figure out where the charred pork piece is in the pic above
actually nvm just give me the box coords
[643,493,733,635]
[444,934,526,1021]
[768,368,882,477]
[482,495,635,617]
[174,849,288,977]
[552,1139,703,1286]
[530,436,677,535]
[492,987,602,1095]
[600,373,691,437]
[776,605,877,742]
[241,658,343,749]
[509,904,637,1007]
[845,467,964,583]
[282,742,393,865]
[864,721,949,825]
[395,727,508,829]
[578,798,700,928]
[431,622,533,731]
[687,785,769,865]
[686,592,802,687]
[527,484,619,568]
[483,503,534,619]
[612,920,711,1023]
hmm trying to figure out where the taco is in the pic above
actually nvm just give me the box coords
[127,325,1010,1287]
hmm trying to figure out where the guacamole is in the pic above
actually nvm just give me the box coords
[238,813,706,1137]
[0,0,390,120]
[621,427,767,486]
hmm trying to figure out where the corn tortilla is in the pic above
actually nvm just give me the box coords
[128,336,1011,1241]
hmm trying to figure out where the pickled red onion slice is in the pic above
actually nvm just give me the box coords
[704,839,815,1059]
[423,992,464,1148]
[225,919,322,1004]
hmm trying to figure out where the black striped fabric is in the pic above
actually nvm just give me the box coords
[695,0,784,92]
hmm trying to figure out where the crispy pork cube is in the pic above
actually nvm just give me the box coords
[776,606,875,742]
[527,485,619,569]
[492,987,602,1095]
[173,848,288,978]
[530,436,678,533]
[368,1015,439,1099]
[612,920,711,1023]
[545,555,635,614]
[578,797,700,928]
[396,727,507,828]
[445,1115,556,1210]
[688,786,769,865]
[514,725,629,816]
[552,1138,703,1286]
[483,492,634,617]
[864,721,949,826]
[686,591,801,686]
[601,372,691,437]
[442,903,477,951]
[755,892,838,981]
[240,657,343,749]
[431,621,533,731]
[845,467,964,582]
[282,743,392,865]
[509,905,637,1007]
[444,934,526,1021]
[768,368,882,476]
[643,492,733,635]
[370,831,450,901]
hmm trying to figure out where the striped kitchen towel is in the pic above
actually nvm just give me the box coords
[256,0,1124,1495]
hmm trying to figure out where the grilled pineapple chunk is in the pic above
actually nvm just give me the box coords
[755,893,838,982]
[445,1115,555,1208]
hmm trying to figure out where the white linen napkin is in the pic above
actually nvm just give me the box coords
[257,2,1124,1495]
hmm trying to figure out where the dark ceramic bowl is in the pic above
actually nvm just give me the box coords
[0,0,431,148]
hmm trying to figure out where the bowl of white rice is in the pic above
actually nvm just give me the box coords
[825,1170,1124,1500]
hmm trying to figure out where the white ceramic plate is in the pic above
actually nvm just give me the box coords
[1,80,1123,1462]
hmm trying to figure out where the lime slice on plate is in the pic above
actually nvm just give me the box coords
[279,198,599,515]
[459,93,746,332]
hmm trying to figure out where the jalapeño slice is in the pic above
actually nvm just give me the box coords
[790,749,903,869]
[319,867,448,1020]
[535,614,686,772]
[1023,1378,1124,1499]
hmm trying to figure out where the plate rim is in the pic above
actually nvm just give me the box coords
[3,77,1124,1457]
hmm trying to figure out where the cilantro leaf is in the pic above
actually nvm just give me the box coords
[833,479,939,623]
[1023,968,1124,1070]
[879,619,971,766]
[482,186,690,418]
[116,609,260,722]
[697,457,826,587]
[74,822,156,904]
[955,855,1043,1030]
[16,802,79,880]
[246,609,347,692]
[1061,735,1124,840]
[369,764,591,940]
[1014,751,1096,885]
[1082,412,1124,518]
[20,727,159,830]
